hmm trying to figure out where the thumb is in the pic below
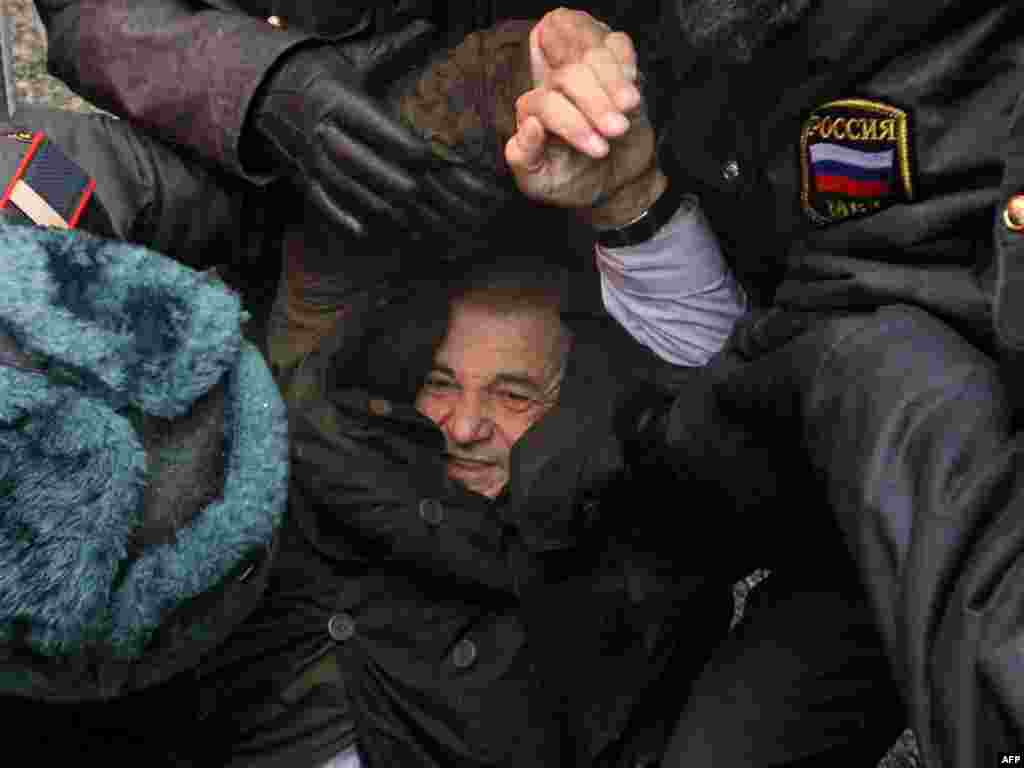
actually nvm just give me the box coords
[506,116,548,176]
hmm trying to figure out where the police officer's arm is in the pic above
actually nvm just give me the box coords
[846,85,1024,766]
[259,10,650,376]
[258,15,619,369]
[35,0,315,177]
[715,301,1024,764]
[36,1,521,243]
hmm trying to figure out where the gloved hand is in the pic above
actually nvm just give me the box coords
[251,39,512,241]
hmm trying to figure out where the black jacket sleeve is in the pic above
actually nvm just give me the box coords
[7,105,248,267]
[34,0,317,176]
[715,303,1024,767]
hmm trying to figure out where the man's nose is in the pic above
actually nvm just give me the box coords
[448,392,494,444]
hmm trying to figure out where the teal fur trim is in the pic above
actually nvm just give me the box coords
[109,341,289,657]
[0,224,240,417]
[0,369,146,653]
[0,226,287,661]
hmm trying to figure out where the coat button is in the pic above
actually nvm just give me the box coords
[722,159,740,182]
[419,498,445,526]
[267,15,286,28]
[328,613,356,642]
[451,638,477,669]
[1004,194,1024,232]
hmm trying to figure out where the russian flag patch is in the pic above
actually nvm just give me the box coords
[800,99,914,225]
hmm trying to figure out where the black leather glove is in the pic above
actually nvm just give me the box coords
[251,36,512,242]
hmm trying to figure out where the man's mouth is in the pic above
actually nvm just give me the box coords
[446,455,497,471]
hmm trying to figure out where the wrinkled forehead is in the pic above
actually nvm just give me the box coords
[434,296,568,383]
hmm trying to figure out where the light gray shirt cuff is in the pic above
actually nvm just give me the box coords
[596,195,747,367]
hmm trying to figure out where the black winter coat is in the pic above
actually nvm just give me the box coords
[195,282,733,767]
[654,1,1024,358]
[646,2,1024,764]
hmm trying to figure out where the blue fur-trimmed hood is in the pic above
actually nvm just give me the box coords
[0,225,288,674]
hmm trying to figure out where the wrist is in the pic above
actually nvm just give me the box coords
[584,167,668,231]
[243,46,315,177]
[239,115,284,178]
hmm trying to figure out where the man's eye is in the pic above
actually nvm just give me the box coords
[495,390,535,410]
[425,377,457,391]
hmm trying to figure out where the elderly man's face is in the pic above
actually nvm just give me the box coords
[415,295,567,498]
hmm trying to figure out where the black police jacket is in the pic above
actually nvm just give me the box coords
[655,0,1024,361]
[35,0,464,178]
[648,2,1024,765]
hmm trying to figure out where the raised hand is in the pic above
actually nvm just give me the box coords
[508,12,660,224]
[526,8,642,158]
[505,99,656,213]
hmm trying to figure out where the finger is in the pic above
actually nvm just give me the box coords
[426,160,512,206]
[306,182,367,239]
[516,89,609,158]
[583,44,642,115]
[538,8,607,69]
[420,171,486,225]
[604,31,639,82]
[321,80,429,165]
[505,115,548,174]
[315,148,413,229]
[318,122,419,202]
[550,50,639,133]
[406,199,462,244]
[529,20,551,83]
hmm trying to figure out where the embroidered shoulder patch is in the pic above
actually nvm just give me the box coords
[800,99,914,225]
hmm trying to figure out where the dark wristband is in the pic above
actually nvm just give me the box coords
[595,177,685,249]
